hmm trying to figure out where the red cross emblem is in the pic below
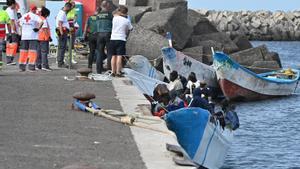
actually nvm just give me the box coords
[24,15,31,23]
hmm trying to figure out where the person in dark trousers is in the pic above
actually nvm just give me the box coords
[5,0,19,65]
[36,7,52,71]
[96,0,113,74]
[84,9,100,69]
[56,2,72,68]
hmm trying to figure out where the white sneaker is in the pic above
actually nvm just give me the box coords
[72,59,77,64]
[7,62,16,66]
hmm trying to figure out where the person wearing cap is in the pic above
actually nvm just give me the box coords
[56,2,72,68]
[5,0,19,65]
[109,5,133,77]
[0,6,11,62]
[18,4,43,72]
[36,7,52,71]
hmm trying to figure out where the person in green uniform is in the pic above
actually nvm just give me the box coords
[96,0,113,74]
[84,9,100,69]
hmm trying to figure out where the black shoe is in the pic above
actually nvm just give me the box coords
[116,73,124,78]
[36,65,42,70]
[42,67,52,72]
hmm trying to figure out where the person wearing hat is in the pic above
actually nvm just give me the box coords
[18,4,43,72]
[5,0,19,65]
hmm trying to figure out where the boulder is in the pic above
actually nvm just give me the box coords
[149,0,187,11]
[230,45,269,66]
[187,9,218,36]
[112,0,148,6]
[232,35,253,51]
[128,6,152,23]
[138,7,193,50]
[126,25,169,60]
[251,60,281,69]
[182,46,204,62]
[264,52,282,68]
[188,32,239,54]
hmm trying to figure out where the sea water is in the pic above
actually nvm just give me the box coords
[222,41,300,169]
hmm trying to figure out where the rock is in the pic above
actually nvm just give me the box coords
[149,0,187,11]
[232,35,253,51]
[189,32,239,53]
[112,0,148,6]
[230,45,269,66]
[251,60,281,69]
[182,46,204,62]
[73,92,96,101]
[128,6,152,23]
[197,9,209,16]
[187,9,218,36]
[264,52,282,68]
[126,25,168,60]
[138,7,193,50]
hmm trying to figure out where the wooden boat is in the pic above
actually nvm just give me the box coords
[161,47,218,88]
[213,52,300,101]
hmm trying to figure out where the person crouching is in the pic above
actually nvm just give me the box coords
[18,4,42,72]
[36,7,52,71]
[109,6,133,77]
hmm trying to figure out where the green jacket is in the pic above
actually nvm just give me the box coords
[97,11,113,33]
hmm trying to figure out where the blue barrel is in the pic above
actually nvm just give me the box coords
[75,2,83,37]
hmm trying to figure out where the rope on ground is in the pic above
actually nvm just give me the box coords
[84,107,174,135]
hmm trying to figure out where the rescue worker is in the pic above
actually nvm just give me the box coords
[96,0,113,73]
[6,0,19,65]
[0,6,11,62]
[66,0,78,64]
[84,9,100,69]
[18,4,42,72]
[56,2,72,68]
[36,7,52,71]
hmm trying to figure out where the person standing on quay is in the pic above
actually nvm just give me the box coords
[0,6,11,62]
[36,7,52,71]
[109,5,133,77]
[84,8,100,69]
[56,2,72,68]
[5,0,19,65]
[96,0,113,74]
[18,4,42,72]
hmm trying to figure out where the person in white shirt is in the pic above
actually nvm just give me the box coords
[56,2,71,68]
[5,0,19,65]
[184,72,200,99]
[109,5,133,77]
[18,4,43,72]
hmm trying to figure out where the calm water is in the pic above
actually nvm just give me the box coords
[222,41,300,169]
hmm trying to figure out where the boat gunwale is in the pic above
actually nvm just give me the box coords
[213,52,300,85]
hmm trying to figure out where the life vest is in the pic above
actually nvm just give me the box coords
[38,16,50,41]
[0,10,9,38]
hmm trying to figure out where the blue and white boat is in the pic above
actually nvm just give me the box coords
[165,108,234,169]
[213,52,300,101]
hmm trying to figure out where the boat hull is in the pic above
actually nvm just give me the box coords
[213,52,299,101]
[161,47,218,88]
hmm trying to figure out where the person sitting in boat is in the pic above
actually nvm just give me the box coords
[152,84,185,117]
[168,71,184,99]
[183,72,200,100]
[189,95,214,114]
[211,99,239,130]
[192,81,215,113]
